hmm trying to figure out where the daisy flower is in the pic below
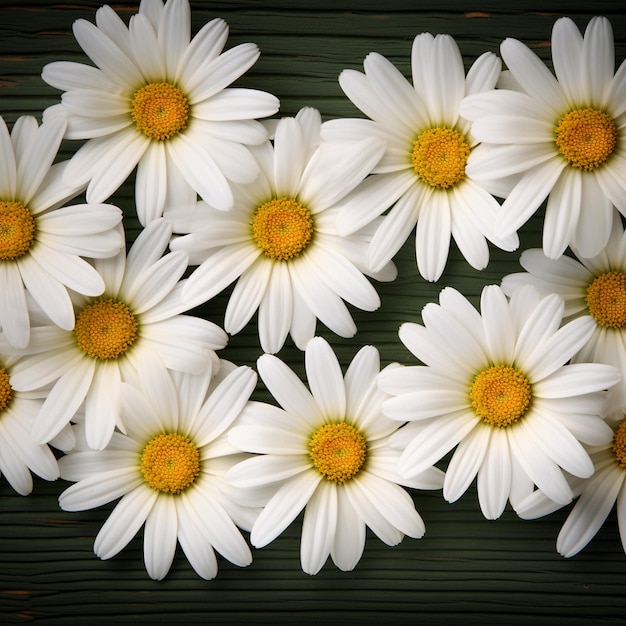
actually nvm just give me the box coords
[41,0,280,225]
[58,355,258,580]
[6,219,228,451]
[460,16,626,259]
[227,337,444,575]
[0,114,123,349]
[378,284,620,519]
[0,348,74,495]
[168,107,395,354]
[321,33,518,282]
[502,213,626,414]
[516,416,626,558]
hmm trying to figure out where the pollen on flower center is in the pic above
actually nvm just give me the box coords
[554,108,617,171]
[0,367,13,412]
[470,365,532,428]
[586,271,626,329]
[140,433,200,494]
[411,127,470,189]
[251,197,314,261]
[308,422,367,483]
[74,298,138,360]
[0,200,36,261]
[131,82,190,141]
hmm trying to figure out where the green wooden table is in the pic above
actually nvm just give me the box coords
[1,1,625,623]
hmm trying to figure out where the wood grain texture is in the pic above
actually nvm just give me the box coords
[0,1,625,623]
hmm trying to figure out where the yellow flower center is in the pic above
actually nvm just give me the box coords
[251,197,314,261]
[585,271,626,329]
[74,298,138,360]
[411,127,470,189]
[0,367,13,413]
[0,200,36,261]
[130,82,190,141]
[140,433,200,495]
[554,108,617,171]
[308,422,367,484]
[470,365,532,428]
[612,419,626,469]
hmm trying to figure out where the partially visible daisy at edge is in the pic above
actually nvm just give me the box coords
[378,284,620,519]
[502,212,626,414]
[516,415,626,558]
[226,337,444,576]
[321,32,518,282]
[0,346,75,495]
[5,219,227,451]
[0,114,123,349]
[58,355,259,580]
[41,0,280,225]
[460,16,626,260]
[167,107,395,354]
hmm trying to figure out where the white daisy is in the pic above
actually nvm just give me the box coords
[378,284,620,519]
[461,16,626,260]
[0,349,74,495]
[6,219,228,450]
[0,114,123,349]
[58,355,258,580]
[321,33,517,282]
[41,0,280,225]
[226,337,444,575]
[167,107,395,354]
[516,416,626,558]
[502,213,626,414]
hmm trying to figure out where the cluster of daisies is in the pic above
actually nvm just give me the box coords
[1,0,625,580]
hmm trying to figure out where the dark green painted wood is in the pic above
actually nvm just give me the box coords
[1,1,625,623]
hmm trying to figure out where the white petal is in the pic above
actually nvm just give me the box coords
[33,359,95,444]
[415,190,451,282]
[304,337,346,419]
[250,471,320,547]
[257,262,292,354]
[94,487,158,560]
[300,482,337,575]
[143,495,177,580]
[444,423,490,503]
[0,263,29,349]
[557,465,624,557]
[331,487,366,571]
[84,361,121,450]
[477,427,511,519]
[257,353,320,428]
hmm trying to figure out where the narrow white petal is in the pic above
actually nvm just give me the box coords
[224,260,271,335]
[331,488,365,571]
[182,244,260,308]
[135,141,167,226]
[0,116,17,199]
[500,37,567,114]
[534,363,620,398]
[300,483,337,575]
[257,263,292,354]
[477,428,511,519]
[251,471,320,547]
[443,423,491,503]
[272,117,305,197]
[85,362,121,450]
[480,285,515,364]
[94,487,158,560]
[557,465,624,557]
[0,263,29,349]
[59,467,143,511]
[257,353,320,427]
[495,160,566,238]
[143,495,177,580]
[398,412,479,478]
[304,337,346,419]
[34,359,95,444]
[415,190,451,282]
